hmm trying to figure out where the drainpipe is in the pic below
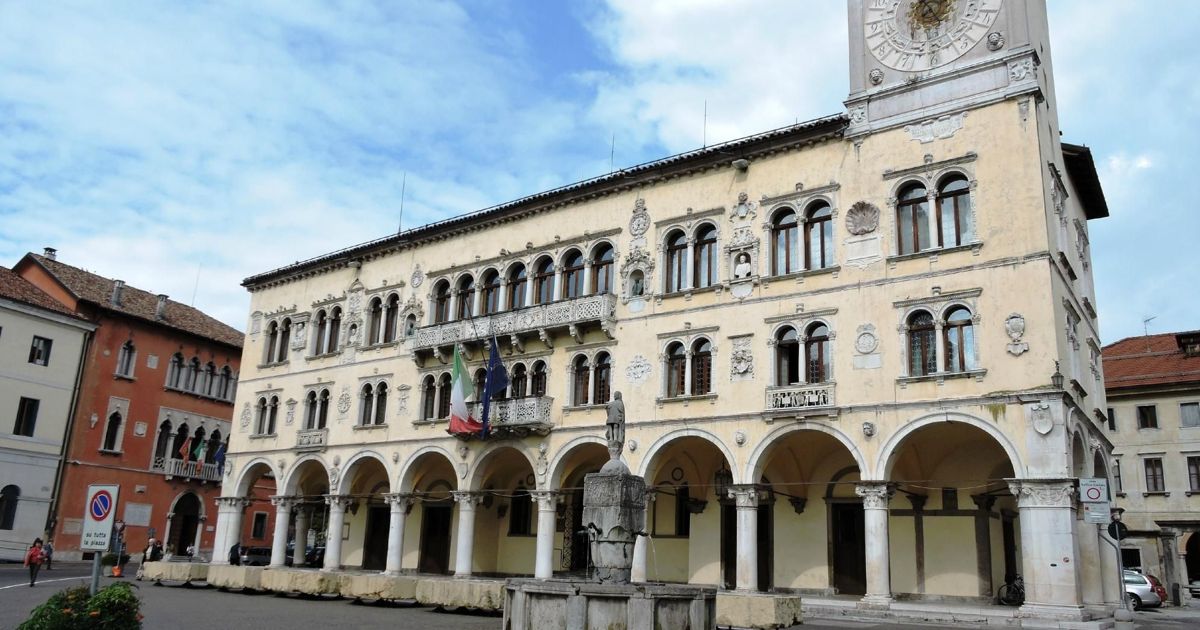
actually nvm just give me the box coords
[45,327,95,538]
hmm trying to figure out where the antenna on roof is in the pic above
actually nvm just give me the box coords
[702,99,708,148]
[610,134,616,174]
[191,264,202,307]
[398,172,407,234]
[1143,315,1157,337]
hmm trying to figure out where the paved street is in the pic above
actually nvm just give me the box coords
[5,563,1200,629]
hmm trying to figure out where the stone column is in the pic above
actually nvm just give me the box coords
[582,260,593,295]
[1099,523,1120,606]
[532,490,557,579]
[631,491,656,582]
[971,494,996,598]
[934,320,946,373]
[1078,518,1104,607]
[323,495,353,571]
[856,482,894,606]
[729,485,760,592]
[269,496,295,568]
[452,491,481,577]
[211,497,248,564]
[383,493,412,575]
[164,512,175,557]
[193,514,207,560]
[293,506,310,567]
[1007,479,1085,619]
[684,239,695,290]
[684,350,693,396]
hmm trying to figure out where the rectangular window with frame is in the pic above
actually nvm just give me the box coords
[28,336,52,366]
[1107,407,1116,431]
[1137,405,1158,430]
[14,397,40,437]
[1113,459,1123,493]
[251,512,268,539]
[1143,457,1165,493]
[1188,456,1200,493]
[1181,403,1200,428]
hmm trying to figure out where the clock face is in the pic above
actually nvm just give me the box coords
[865,0,1003,72]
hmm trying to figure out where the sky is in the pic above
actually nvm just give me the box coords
[0,0,1195,343]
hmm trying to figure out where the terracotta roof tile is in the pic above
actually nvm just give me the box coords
[1103,331,1200,391]
[24,254,243,348]
[0,266,86,320]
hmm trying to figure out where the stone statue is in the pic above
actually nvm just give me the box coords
[605,391,625,459]
[733,253,753,279]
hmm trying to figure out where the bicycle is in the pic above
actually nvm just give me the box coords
[998,574,1025,606]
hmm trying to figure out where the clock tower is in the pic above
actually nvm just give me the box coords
[845,0,1055,136]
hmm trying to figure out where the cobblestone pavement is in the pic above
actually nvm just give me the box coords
[5,563,1200,629]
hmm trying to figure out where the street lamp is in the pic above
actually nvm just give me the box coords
[1051,361,1064,389]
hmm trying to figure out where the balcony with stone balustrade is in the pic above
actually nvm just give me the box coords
[151,456,223,483]
[458,396,555,438]
[413,293,617,358]
[763,382,837,419]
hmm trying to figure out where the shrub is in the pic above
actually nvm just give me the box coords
[99,553,131,567]
[18,583,142,630]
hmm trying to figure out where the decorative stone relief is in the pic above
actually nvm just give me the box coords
[862,422,876,438]
[730,192,757,222]
[725,200,760,300]
[410,265,424,289]
[337,388,352,421]
[620,246,655,310]
[627,439,638,453]
[729,335,754,381]
[845,201,880,235]
[868,68,884,85]
[849,104,867,126]
[1008,58,1035,82]
[285,398,297,425]
[629,198,650,244]
[329,466,339,488]
[1030,402,1053,435]
[396,384,411,416]
[289,321,307,351]
[535,442,549,482]
[986,31,1005,51]
[855,483,893,509]
[250,312,262,336]
[904,112,967,144]
[734,430,747,447]
[239,404,251,431]
[457,444,469,460]
[852,324,882,370]
[1005,313,1029,356]
[625,355,651,385]
[1007,480,1075,508]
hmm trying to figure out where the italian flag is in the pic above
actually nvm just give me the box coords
[447,345,482,435]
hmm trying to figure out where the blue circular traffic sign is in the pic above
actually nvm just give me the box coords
[90,490,113,520]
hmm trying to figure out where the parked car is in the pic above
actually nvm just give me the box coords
[305,546,325,567]
[1123,570,1163,609]
[1189,580,1200,599]
[240,546,272,566]
[1146,574,1169,603]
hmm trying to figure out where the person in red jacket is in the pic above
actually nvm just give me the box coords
[24,538,44,587]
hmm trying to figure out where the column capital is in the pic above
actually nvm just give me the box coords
[727,484,760,509]
[1006,478,1076,509]
[971,493,998,512]
[383,493,414,510]
[270,495,298,509]
[855,482,895,509]
[216,496,250,509]
[530,490,558,511]
[451,490,483,508]
[324,494,357,510]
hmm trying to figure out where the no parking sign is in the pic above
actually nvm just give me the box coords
[81,484,120,551]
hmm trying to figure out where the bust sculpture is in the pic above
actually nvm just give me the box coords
[733,253,753,279]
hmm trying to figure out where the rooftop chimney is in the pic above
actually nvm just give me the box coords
[43,247,57,260]
[155,294,169,320]
[111,280,125,307]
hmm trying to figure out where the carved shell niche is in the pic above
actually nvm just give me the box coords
[845,201,880,236]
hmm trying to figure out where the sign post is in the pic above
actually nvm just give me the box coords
[81,484,120,595]
[1080,478,1111,524]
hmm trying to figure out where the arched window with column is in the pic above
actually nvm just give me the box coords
[691,338,712,395]
[592,243,614,295]
[154,420,172,459]
[562,250,584,299]
[384,294,400,342]
[455,275,475,320]
[102,412,123,451]
[204,362,218,397]
[775,326,800,386]
[186,358,201,391]
[255,398,268,435]
[896,182,930,255]
[276,319,291,362]
[313,309,328,354]
[805,202,833,269]
[0,485,18,530]
[116,341,136,377]
[531,361,548,397]
[666,342,686,398]
[317,389,330,429]
[328,307,342,352]
[943,306,976,373]
[936,175,973,248]
[171,423,189,459]
[267,396,279,434]
[360,383,375,426]
[433,280,451,323]
[219,366,233,400]
[510,364,528,398]
[772,208,800,275]
[571,355,590,406]
[421,375,437,420]
[367,297,383,344]
[805,322,831,383]
[264,321,279,364]
[907,310,937,376]
[437,373,452,418]
[473,369,487,402]
[693,225,717,288]
[481,270,501,315]
[207,430,222,461]
[167,353,185,388]
[593,352,612,404]
[374,382,388,424]
[507,264,528,309]
[664,230,687,293]
[533,258,555,305]
[304,391,318,429]
[190,426,206,461]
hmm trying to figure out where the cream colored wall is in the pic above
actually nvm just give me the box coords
[774,502,828,590]
[889,515,917,594]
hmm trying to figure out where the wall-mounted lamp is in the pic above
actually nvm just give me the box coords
[732,158,751,171]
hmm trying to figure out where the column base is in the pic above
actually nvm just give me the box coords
[382,570,402,577]
[857,594,893,609]
[1017,603,1088,621]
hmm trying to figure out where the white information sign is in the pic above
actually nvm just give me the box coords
[1079,478,1109,503]
[123,502,153,527]
[1083,502,1111,524]
[81,484,120,551]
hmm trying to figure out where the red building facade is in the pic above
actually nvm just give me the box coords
[15,250,245,560]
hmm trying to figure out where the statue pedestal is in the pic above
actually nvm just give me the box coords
[582,463,645,584]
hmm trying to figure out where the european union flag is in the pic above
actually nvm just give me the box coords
[481,336,509,438]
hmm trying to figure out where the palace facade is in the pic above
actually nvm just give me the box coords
[216,0,1119,621]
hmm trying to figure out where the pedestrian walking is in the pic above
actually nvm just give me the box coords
[24,538,44,587]
[42,540,54,570]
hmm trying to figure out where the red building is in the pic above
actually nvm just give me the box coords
[15,249,244,561]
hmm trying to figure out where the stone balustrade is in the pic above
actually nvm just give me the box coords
[151,456,223,482]
[413,293,616,351]
[465,396,554,437]
[764,383,835,413]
